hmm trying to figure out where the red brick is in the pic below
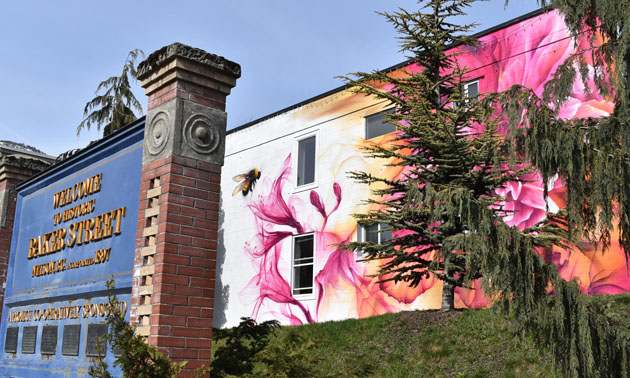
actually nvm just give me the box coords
[196,180,220,192]
[160,202,182,215]
[207,192,220,202]
[182,186,208,199]
[214,101,226,111]
[157,253,190,265]
[190,278,214,288]
[178,246,206,258]
[161,89,177,104]
[160,294,189,305]
[183,167,209,180]
[156,242,178,254]
[158,222,179,234]
[156,163,173,177]
[164,214,193,226]
[154,84,172,98]
[155,273,189,286]
[206,210,219,221]
[209,173,221,183]
[187,317,210,328]
[173,307,201,317]
[152,304,173,315]
[180,226,206,238]
[162,183,183,195]
[198,349,212,359]
[189,298,213,308]
[181,206,206,219]
[140,180,151,191]
[146,157,168,171]
[178,266,204,277]
[199,322,212,339]
[141,170,156,182]
[160,193,194,207]
[192,238,217,249]
[195,199,219,211]
[151,314,186,326]
[171,348,199,359]
[189,94,215,108]
[186,338,211,349]
[191,257,214,269]
[155,263,177,274]
[153,336,185,348]
[151,325,173,336]
[200,309,214,320]
[168,174,196,188]
[175,286,203,297]
[153,283,175,294]
[203,269,216,279]
[163,234,192,245]
[192,219,216,230]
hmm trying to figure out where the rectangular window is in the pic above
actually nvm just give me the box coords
[357,223,392,256]
[297,136,316,186]
[292,234,314,296]
[453,80,480,108]
[365,109,396,139]
[463,80,479,101]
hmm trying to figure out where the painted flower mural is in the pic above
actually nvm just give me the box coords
[234,10,625,325]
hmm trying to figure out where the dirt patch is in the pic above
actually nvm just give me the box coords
[398,309,463,330]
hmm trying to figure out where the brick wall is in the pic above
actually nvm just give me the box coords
[147,81,226,112]
[134,154,220,373]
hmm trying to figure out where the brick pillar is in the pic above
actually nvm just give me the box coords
[132,43,240,374]
[0,150,52,321]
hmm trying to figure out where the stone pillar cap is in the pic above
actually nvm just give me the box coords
[138,42,241,80]
[138,43,241,97]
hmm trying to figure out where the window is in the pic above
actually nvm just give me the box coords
[297,136,316,186]
[365,109,396,139]
[463,80,479,101]
[357,223,392,256]
[292,234,314,296]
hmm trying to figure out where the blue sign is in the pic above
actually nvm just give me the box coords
[0,120,144,377]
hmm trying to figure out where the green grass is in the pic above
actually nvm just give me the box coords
[213,308,559,377]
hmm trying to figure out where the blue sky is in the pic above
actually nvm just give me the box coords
[0,0,539,156]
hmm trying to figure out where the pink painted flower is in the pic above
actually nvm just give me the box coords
[494,172,559,230]
[310,190,327,219]
[249,155,304,233]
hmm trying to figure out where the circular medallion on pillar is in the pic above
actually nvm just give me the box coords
[146,111,170,156]
[183,114,221,155]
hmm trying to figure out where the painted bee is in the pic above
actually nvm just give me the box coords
[232,168,261,196]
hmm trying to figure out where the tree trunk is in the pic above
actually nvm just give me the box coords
[441,280,455,312]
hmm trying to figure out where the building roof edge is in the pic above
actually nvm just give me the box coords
[227,6,551,136]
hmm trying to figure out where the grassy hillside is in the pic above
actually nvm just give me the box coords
[212,307,558,377]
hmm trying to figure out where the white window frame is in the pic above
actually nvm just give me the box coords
[365,108,396,140]
[452,79,480,108]
[356,222,392,257]
[294,131,318,192]
[291,233,315,299]
[463,80,479,102]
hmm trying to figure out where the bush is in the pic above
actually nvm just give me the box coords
[210,317,279,377]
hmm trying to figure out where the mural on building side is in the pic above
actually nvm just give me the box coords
[219,10,621,326]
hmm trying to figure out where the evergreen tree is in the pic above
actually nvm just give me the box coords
[77,49,144,137]
[480,2,630,375]
[342,0,567,311]
[493,0,630,260]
